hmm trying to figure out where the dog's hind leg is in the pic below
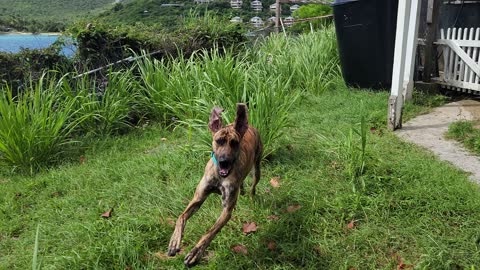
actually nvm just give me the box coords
[250,148,262,196]
[184,184,239,267]
[167,178,210,257]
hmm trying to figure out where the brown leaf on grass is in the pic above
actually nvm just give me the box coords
[269,177,281,188]
[80,155,86,164]
[267,240,276,251]
[154,252,174,260]
[242,222,257,235]
[101,208,113,218]
[166,218,175,226]
[370,127,377,133]
[393,254,413,270]
[346,220,356,230]
[266,215,280,221]
[286,204,301,213]
[50,191,62,198]
[313,245,325,256]
[160,217,176,227]
[231,244,248,255]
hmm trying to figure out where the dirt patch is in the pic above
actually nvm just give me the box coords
[396,100,480,184]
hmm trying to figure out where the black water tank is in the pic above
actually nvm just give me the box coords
[332,0,399,89]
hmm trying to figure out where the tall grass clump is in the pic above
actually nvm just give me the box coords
[60,70,138,136]
[318,114,369,192]
[136,56,170,121]
[254,25,340,94]
[0,75,80,173]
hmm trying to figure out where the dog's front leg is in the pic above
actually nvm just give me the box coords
[168,179,211,257]
[184,184,239,267]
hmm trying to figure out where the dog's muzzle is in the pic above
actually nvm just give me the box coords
[218,159,232,177]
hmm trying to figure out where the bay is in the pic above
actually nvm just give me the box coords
[0,33,76,57]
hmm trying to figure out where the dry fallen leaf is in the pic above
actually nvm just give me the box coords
[269,177,280,188]
[166,218,176,226]
[267,240,276,251]
[286,204,301,213]
[266,215,280,221]
[80,155,86,164]
[231,244,248,255]
[393,254,413,270]
[242,222,257,235]
[347,220,356,230]
[370,127,377,133]
[160,217,176,227]
[101,208,113,218]
[154,252,174,260]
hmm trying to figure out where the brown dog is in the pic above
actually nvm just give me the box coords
[167,103,263,267]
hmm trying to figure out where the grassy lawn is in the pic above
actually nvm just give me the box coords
[447,121,480,156]
[1,83,480,269]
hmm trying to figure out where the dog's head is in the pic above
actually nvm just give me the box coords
[208,103,249,177]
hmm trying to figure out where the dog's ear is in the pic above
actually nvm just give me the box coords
[234,103,248,138]
[208,107,224,134]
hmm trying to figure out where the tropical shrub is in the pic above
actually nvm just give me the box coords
[0,75,79,173]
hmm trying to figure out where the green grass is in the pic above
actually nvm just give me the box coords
[446,120,480,155]
[1,83,479,269]
[0,26,476,269]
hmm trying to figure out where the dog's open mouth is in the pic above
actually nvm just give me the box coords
[218,161,232,177]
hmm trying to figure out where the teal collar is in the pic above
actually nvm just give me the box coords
[211,151,219,167]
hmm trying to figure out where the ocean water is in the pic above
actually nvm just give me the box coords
[0,34,76,57]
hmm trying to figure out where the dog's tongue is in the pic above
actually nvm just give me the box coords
[219,168,229,177]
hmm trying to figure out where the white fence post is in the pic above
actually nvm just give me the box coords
[388,0,421,130]
[403,0,422,101]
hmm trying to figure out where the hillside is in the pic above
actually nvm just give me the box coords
[0,0,300,32]
[0,0,132,32]
[0,0,120,21]
[96,0,293,30]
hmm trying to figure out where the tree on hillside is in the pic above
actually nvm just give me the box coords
[291,4,332,33]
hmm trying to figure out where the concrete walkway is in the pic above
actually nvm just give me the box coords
[395,100,480,184]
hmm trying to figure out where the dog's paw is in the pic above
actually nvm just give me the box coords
[167,239,181,256]
[184,246,204,267]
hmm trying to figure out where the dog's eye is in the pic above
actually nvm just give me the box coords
[216,138,226,145]
[230,140,239,147]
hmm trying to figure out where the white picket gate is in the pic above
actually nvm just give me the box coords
[435,27,480,93]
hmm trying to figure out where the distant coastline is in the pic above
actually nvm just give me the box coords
[0,31,62,36]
